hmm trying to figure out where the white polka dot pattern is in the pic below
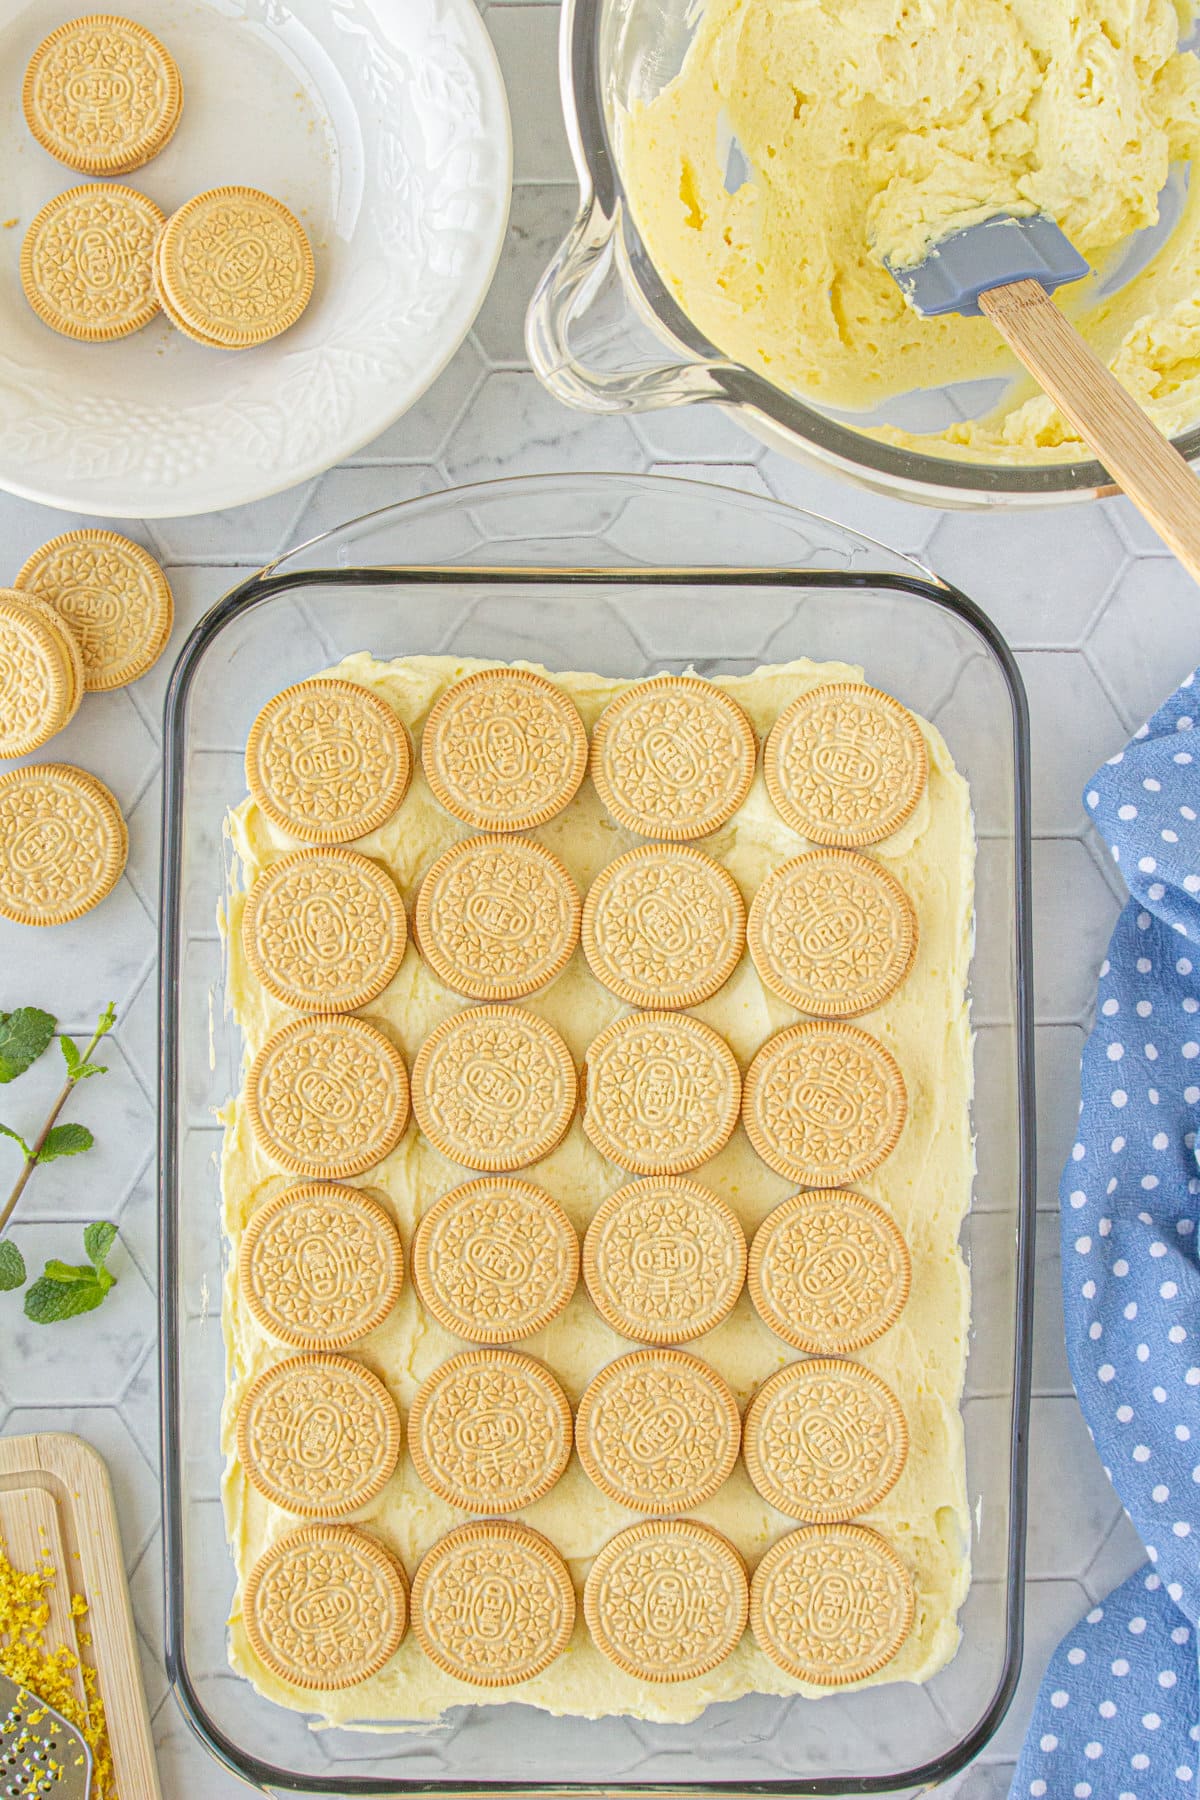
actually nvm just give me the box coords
[1015,668,1200,1799]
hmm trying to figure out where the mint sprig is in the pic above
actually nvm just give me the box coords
[0,1004,120,1324]
[24,1222,119,1324]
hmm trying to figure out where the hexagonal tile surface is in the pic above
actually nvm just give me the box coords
[0,1237,156,1407]
[444,368,644,482]
[928,503,1126,649]
[347,339,487,463]
[1088,555,1200,730]
[2,5,1199,1790]
[1018,651,1128,835]
[145,481,316,565]
[1027,1399,1125,1580]
[474,186,580,364]
[1038,1024,1088,1208]
[1033,839,1123,1022]
[488,4,572,179]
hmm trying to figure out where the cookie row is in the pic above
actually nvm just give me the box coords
[241,1007,907,1188]
[243,834,917,1018]
[236,1344,907,1525]
[244,670,929,850]
[240,1177,910,1358]
[243,1515,913,1693]
[22,183,313,347]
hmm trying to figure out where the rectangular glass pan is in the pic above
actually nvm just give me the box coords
[158,474,1035,1796]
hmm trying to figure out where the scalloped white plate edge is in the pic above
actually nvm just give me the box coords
[0,0,512,519]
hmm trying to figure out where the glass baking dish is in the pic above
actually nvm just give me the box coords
[158,472,1035,1796]
[526,0,1200,508]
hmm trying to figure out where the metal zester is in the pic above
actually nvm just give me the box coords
[0,1673,91,1799]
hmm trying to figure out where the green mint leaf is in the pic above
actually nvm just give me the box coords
[0,1009,56,1084]
[83,1221,117,1273]
[43,1259,91,1284]
[0,1242,26,1291]
[0,1122,32,1159]
[24,1273,107,1324]
[60,1036,81,1076]
[95,1003,117,1038]
[71,1062,107,1082]
[36,1123,93,1163]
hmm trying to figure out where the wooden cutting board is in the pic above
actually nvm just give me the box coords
[0,1432,161,1800]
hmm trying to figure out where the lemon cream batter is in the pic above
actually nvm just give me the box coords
[620,0,1200,460]
[220,653,974,1726]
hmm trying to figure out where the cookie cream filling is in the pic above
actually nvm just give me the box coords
[619,0,1200,461]
[220,651,974,1726]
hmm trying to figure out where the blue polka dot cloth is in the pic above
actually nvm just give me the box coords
[1012,668,1200,1799]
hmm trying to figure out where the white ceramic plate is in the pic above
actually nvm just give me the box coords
[0,0,511,517]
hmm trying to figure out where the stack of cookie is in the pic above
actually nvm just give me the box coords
[0,529,175,927]
[19,14,312,348]
[225,662,944,1703]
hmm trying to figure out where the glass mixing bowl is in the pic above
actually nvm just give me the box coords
[526,0,1200,509]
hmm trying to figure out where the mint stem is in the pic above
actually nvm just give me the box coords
[0,1010,113,1237]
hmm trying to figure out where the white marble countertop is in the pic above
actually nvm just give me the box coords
[0,3,1186,1794]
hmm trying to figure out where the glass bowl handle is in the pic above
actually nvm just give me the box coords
[526,197,739,414]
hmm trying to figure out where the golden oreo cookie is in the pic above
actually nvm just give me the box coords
[21,185,164,341]
[152,225,237,348]
[764,683,928,847]
[749,1523,914,1685]
[23,16,182,175]
[415,836,580,1002]
[236,1354,402,1518]
[246,679,412,845]
[411,1006,575,1172]
[0,591,83,757]
[0,765,126,927]
[411,1179,578,1343]
[15,531,173,691]
[246,1015,410,1180]
[242,848,407,1013]
[581,1011,741,1177]
[421,667,588,832]
[742,1358,908,1522]
[584,1520,748,1683]
[239,1184,404,1351]
[582,1178,745,1345]
[411,1521,575,1686]
[747,850,918,1017]
[575,1348,740,1513]
[589,675,757,841]
[748,1190,910,1354]
[408,1349,572,1513]
[742,1021,906,1186]
[581,845,746,1010]
[244,1524,407,1691]
[156,187,314,349]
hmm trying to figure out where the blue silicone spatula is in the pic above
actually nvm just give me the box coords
[888,213,1200,581]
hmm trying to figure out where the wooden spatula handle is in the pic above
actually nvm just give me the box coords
[979,278,1200,583]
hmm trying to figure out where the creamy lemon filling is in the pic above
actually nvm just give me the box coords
[220,652,974,1726]
[619,0,1200,462]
